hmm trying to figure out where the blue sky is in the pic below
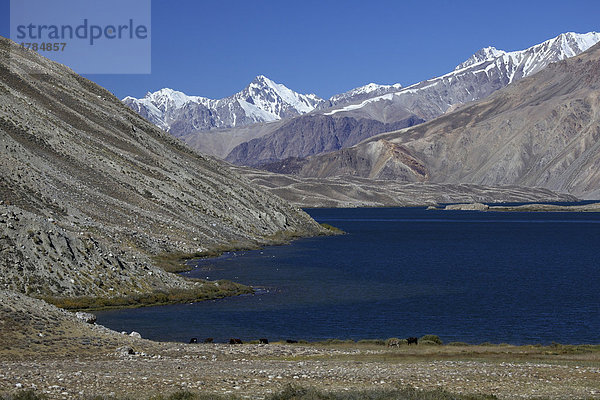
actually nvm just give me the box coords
[2,0,600,100]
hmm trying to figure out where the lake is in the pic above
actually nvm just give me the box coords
[96,207,600,345]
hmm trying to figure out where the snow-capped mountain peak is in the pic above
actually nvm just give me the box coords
[145,88,208,110]
[455,32,600,77]
[242,75,322,115]
[123,76,324,134]
[123,31,600,151]
[332,82,403,99]
[549,31,600,57]
[455,46,507,70]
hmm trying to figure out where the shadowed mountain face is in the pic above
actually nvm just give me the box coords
[225,114,425,167]
[298,43,600,199]
[0,37,322,298]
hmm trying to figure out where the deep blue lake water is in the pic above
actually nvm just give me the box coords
[96,207,600,345]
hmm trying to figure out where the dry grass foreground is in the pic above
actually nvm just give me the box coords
[1,291,600,400]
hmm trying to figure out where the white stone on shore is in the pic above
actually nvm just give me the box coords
[444,202,489,211]
[75,311,97,324]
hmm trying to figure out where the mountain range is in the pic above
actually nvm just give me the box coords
[226,32,600,167]
[296,40,600,199]
[124,32,600,167]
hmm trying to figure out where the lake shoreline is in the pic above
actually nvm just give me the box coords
[38,224,344,312]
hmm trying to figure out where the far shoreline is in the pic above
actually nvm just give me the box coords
[302,199,600,210]
[438,200,600,212]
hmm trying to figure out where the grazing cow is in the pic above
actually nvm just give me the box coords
[189,337,198,344]
[204,337,214,343]
[407,337,418,345]
[259,338,269,344]
[286,339,298,344]
[387,338,401,347]
[229,338,243,344]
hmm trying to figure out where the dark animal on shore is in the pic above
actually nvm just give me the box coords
[189,337,198,344]
[286,339,298,344]
[407,337,418,345]
[259,338,269,344]
[229,338,243,344]
[204,337,214,343]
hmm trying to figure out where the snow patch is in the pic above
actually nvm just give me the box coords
[324,93,395,115]
[237,99,279,122]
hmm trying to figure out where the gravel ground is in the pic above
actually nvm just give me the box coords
[1,340,599,399]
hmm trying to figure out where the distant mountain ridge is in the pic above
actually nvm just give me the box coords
[455,32,600,73]
[321,82,403,109]
[321,32,600,121]
[225,114,424,167]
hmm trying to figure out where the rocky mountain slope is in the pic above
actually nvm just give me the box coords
[123,75,323,135]
[0,204,192,298]
[223,32,600,167]
[0,36,323,301]
[298,42,600,199]
[225,114,424,166]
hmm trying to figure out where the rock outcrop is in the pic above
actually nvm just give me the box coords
[0,204,199,298]
[75,312,97,324]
